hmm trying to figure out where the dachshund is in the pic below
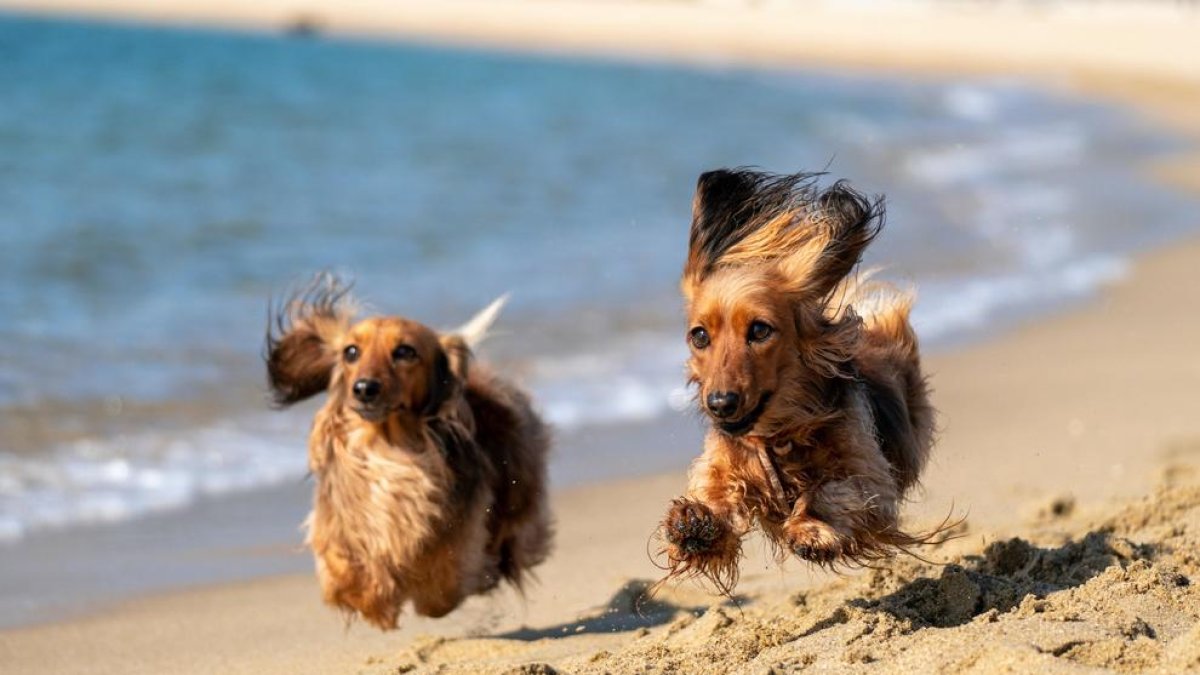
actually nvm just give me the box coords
[265,274,552,629]
[659,168,938,593]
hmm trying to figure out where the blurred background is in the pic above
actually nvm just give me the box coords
[0,0,1196,629]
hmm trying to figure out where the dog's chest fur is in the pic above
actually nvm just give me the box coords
[306,410,455,570]
[725,386,881,521]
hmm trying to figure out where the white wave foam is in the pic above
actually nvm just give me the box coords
[905,125,1086,187]
[0,416,308,543]
[527,333,689,432]
[913,255,1128,341]
[0,256,1134,542]
[943,85,1001,122]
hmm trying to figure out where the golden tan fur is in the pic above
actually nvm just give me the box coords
[266,275,552,629]
[661,169,938,592]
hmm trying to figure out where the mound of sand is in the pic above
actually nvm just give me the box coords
[371,482,1200,674]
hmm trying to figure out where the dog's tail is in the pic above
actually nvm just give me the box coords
[830,270,918,356]
[455,294,509,349]
[859,289,918,358]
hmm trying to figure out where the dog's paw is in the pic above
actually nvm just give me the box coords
[784,518,848,564]
[664,499,728,556]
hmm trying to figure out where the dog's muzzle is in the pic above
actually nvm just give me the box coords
[712,391,772,436]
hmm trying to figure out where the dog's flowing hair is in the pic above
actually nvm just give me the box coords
[659,169,939,593]
[266,274,552,629]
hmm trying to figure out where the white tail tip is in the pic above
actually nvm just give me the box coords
[456,294,509,348]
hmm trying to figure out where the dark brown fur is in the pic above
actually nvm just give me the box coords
[661,168,938,590]
[266,274,552,628]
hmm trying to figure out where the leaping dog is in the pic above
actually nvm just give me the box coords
[266,275,552,628]
[660,168,938,592]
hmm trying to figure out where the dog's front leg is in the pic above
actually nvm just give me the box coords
[783,473,901,565]
[780,489,853,565]
[660,437,750,589]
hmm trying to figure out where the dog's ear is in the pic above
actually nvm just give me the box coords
[779,181,885,301]
[684,169,763,291]
[265,273,356,406]
[422,294,504,414]
[441,335,471,383]
[684,169,826,298]
[808,182,885,298]
[425,335,470,415]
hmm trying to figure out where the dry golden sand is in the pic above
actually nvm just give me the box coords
[2,2,1200,674]
[348,239,1200,674]
[370,480,1200,674]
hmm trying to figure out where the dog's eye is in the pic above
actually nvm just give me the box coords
[748,321,774,343]
[343,345,359,363]
[392,345,417,362]
[688,327,710,350]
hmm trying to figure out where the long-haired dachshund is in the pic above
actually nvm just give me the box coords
[660,168,937,592]
[265,275,552,629]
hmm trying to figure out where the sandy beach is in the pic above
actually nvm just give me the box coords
[2,1,1199,673]
[5,237,1200,673]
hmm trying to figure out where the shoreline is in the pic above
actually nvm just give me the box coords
[5,235,1200,672]
[3,2,1200,672]
[0,415,706,631]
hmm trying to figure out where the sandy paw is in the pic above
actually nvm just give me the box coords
[785,518,848,564]
[665,499,728,556]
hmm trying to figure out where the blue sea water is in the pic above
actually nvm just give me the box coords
[0,14,1194,542]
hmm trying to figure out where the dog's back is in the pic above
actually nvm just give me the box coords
[845,284,935,493]
[464,367,553,588]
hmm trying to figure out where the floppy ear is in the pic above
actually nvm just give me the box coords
[687,170,758,272]
[684,169,824,297]
[423,295,504,415]
[424,335,470,416]
[779,181,885,301]
[264,273,357,406]
[685,169,764,289]
[809,181,885,298]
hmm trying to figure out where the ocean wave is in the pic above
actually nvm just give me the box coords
[0,251,1134,542]
[942,84,1001,122]
[526,333,690,431]
[905,124,1087,187]
[913,255,1129,342]
[0,417,308,543]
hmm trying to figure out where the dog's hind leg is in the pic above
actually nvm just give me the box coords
[410,545,468,619]
[498,490,553,589]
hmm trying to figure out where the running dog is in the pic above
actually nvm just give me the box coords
[660,168,937,592]
[266,275,552,628]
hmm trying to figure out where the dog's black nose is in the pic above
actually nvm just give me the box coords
[353,378,382,403]
[706,391,741,418]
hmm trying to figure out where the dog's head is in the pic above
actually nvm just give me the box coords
[681,168,884,437]
[334,317,462,422]
[265,274,470,422]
